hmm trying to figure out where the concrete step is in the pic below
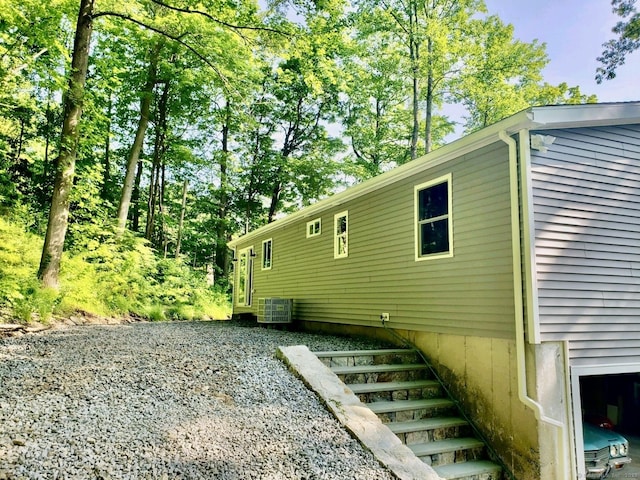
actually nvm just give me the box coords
[368,398,455,423]
[316,348,504,479]
[408,437,485,466]
[349,379,442,402]
[331,363,429,384]
[434,460,502,480]
[315,348,420,368]
[388,417,471,445]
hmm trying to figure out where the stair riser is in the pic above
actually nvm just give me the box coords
[434,466,502,480]
[338,369,428,384]
[356,384,442,403]
[318,352,421,368]
[396,424,473,446]
[456,472,500,480]
[377,405,456,423]
[417,446,485,467]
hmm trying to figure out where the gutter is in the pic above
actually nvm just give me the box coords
[499,130,568,479]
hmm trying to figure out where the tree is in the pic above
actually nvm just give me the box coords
[343,14,413,177]
[38,0,96,288]
[117,39,163,233]
[597,0,640,82]
[452,16,546,132]
[452,16,597,133]
[352,0,483,159]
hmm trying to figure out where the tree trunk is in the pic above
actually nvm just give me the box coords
[409,2,420,161]
[131,160,143,232]
[145,157,158,241]
[116,41,162,232]
[101,94,112,201]
[424,37,434,154]
[145,79,169,246]
[14,118,25,163]
[267,178,282,224]
[214,100,231,284]
[175,178,188,258]
[38,0,95,289]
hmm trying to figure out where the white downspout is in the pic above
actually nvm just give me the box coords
[499,130,568,478]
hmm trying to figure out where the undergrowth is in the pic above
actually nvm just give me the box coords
[0,216,231,324]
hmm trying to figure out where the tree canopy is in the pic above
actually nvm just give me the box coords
[597,0,640,82]
[0,0,597,314]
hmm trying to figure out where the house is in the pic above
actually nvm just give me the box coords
[228,102,640,479]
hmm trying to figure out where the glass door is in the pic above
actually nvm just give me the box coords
[236,246,254,306]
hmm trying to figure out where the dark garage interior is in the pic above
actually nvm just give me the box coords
[580,373,640,435]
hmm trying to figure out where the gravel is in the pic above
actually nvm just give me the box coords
[0,321,395,480]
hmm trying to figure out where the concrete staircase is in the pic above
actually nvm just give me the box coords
[314,348,502,480]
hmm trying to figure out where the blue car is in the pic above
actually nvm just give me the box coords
[583,422,631,479]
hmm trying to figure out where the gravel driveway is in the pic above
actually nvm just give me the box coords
[0,321,395,480]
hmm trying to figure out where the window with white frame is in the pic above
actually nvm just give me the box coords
[415,174,453,260]
[306,218,321,238]
[261,238,272,270]
[334,211,348,258]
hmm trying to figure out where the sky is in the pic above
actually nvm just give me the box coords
[483,0,639,103]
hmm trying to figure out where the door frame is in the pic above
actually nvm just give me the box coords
[235,246,254,307]
[571,363,640,479]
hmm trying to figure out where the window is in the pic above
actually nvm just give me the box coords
[415,174,453,260]
[261,238,272,270]
[307,218,321,238]
[334,211,348,258]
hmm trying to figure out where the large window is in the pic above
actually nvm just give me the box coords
[415,174,453,260]
[334,211,348,258]
[261,238,272,270]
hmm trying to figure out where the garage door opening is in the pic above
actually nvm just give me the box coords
[574,371,640,479]
[580,373,640,435]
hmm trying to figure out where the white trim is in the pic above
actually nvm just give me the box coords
[306,218,321,238]
[228,102,640,249]
[414,173,453,262]
[518,130,542,344]
[570,362,640,480]
[334,211,348,259]
[235,246,254,306]
[261,238,273,270]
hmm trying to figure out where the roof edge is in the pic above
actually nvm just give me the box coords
[228,102,640,248]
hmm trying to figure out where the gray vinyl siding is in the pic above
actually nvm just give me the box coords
[233,141,516,339]
[531,125,640,366]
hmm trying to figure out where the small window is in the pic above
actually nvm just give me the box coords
[307,218,321,238]
[415,174,453,260]
[262,238,272,270]
[334,211,348,258]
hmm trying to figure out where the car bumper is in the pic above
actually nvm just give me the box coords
[585,457,631,479]
[585,465,609,479]
[612,456,631,469]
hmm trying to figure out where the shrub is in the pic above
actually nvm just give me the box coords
[0,216,231,323]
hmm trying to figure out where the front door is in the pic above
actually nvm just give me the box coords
[236,246,254,306]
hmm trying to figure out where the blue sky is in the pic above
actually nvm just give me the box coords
[483,0,639,103]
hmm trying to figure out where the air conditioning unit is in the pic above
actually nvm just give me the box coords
[257,298,293,324]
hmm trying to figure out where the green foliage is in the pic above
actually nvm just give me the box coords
[0,215,58,323]
[597,0,640,82]
[0,216,231,323]
[0,0,600,299]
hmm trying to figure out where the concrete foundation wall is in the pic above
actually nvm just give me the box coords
[407,330,543,480]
